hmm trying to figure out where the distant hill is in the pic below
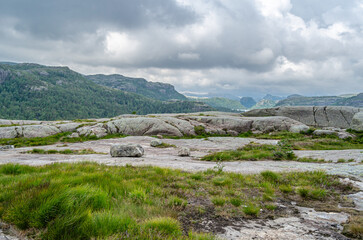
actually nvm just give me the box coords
[276,96,342,107]
[262,94,284,101]
[276,93,363,108]
[334,93,363,108]
[189,97,246,112]
[240,97,256,108]
[251,99,278,109]
[0,63,212,120]
[87,74,186,101]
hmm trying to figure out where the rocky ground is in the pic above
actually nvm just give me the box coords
[0,108,362,239]
[0,136,362,240]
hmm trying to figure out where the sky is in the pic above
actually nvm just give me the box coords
[1,0,362,98]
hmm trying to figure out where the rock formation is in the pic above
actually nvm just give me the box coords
[243,106,362,129]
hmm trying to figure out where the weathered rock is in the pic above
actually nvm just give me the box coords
[22,125,60,138]
[56,123,81,132]
[337,132,355,140]
[77,123,108,138]
[68,132,80,138]
[159,117,195,136]
[248,116,309,133]
[0,127,19,139]
[244,106,361,129]
[110,144,144,157]
[289,125,310,133]
[150,139,162,147]
[178,147,190,156]
[187,116,253,133]
[0,119,12,126]
[107,118,183,136]
[350,112,363,131]
[0,145,14,151]
[313,130,337,136]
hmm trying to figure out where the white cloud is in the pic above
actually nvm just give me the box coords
[1,0,362,97]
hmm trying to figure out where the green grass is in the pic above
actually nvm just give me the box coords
[25,148,104,155]
[0,163,355,239]
[0,133,127,148]
[153,143,177,148]
[201,143,297,162]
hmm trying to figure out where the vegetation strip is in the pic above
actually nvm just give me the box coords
[0,132,127,148]
[0,162,358,239]
[25,148,104,155]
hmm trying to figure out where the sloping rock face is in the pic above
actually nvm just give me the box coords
[243,106,361,129]
[106,118,184,136]
[351,112,363,131]
[0,112,311,139]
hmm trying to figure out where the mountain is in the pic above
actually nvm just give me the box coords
[262,94,284,101]
[275,93,363,108]
[334,93,363,108]
[251,99,278,109]
[276,95,342,107]
[87,74,186,101]
[189,97,246,112]
[240,97,256,108]
[0,63,212,120]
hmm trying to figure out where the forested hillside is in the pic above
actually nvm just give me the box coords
[0,63,211,120]
[87,74,186,101]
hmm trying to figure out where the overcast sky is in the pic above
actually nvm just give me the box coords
[1,0,362,98]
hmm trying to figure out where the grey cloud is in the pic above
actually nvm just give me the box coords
[0,0,362,97]
[0,0,197,38]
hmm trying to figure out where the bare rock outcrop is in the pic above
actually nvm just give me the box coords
[22,125,61,138]
[243,106,361,129]
[106,117,183,137]
[351,112,363,131]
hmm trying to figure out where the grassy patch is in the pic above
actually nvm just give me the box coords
[342,216,363,239]
[153,143,177,148]
[25,148,104,155]
[0,133,127,148]
[72,119,97,123]
[202,143,297,162]
[0,163,355,239]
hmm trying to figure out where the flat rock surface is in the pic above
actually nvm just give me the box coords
[0,136,362,240]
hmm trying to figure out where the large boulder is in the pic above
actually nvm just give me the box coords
[107,117,183,137]
[110,144,144,157]
[77,123,108,138]
[247,116,309,133]
[351,112,363,131]
[0,127,20,139]
[22,125,61,138]
[244,106,361,129]
[187,116,253,133]
[0,119,12,125]
[56,123,81,132]
[159,117,196,136]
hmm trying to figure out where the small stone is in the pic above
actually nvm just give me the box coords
[227,130,239,136]
[68,132,80,138]
[337,132,355,140]
[178,147,190,157]
[313,130,337,136]
[110,144,144,157]
[150,139,162,147]
[289,125,309,133]
[156,134,164,139]
[0,145,14,151]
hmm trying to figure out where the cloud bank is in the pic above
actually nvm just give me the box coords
[1,0,362,97]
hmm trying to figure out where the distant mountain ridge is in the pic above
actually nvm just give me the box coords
[276,94,362,108]
[0,63,212,120]
[87,74,186,101]
[189,97,246,112]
